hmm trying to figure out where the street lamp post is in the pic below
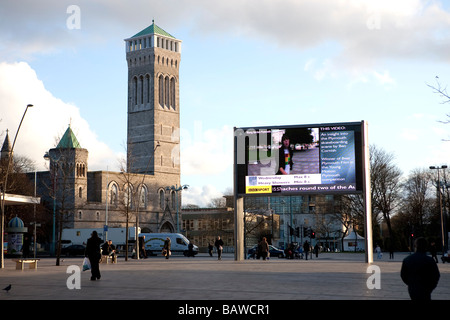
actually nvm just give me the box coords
[165,184,189,233]
[0,104,34,269]
[430,165,448,258]
[43,151,60,256]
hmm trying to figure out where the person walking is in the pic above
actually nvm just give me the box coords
[375,244,382,259]
[260,237,269,260]
[187,242,194,257]
[430,241,438,263]
[208,242,214,257]
[401,237,440,300]
[215,236,224,260]
[303,241,310,260]
[314,243,319,258]
[139,236,147,259]
[163,237,171,259]
[85,231,103,281]
[389,244,395,260]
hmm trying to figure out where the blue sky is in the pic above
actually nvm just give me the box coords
[1,0,450,206]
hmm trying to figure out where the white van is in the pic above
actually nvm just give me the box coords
[140,233,199,256]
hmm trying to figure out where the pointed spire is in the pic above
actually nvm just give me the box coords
[1,129,12,153]
[56,126,82,149]
[1,129,13,160]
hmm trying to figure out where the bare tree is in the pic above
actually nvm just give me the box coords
[116,156,138,261]
[370,145,403,246]
[428,77,450,102]
[427,77,450,126]
[334,194,364,249]
[208,197,226,208]
[334,146,402,249]
[401,168,433,231]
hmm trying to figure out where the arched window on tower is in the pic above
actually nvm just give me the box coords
[164,76,169,107]
[170,78,176,110]
[159,189,165,210]
[133,76,138,105]
[171,191,176,210]
[146,74,151,104]
[139,76,144,105]
[159,75,164,107]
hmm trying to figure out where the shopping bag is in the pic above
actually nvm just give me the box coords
[82,257,91,271]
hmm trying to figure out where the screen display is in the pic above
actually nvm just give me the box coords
[234,122,363,196]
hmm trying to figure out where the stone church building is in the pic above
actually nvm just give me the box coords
[29,22,184,234]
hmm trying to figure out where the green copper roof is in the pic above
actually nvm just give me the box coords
[131,22,175,39]
[56,126,81,149]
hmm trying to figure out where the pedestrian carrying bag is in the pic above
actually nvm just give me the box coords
[82,257,91,271]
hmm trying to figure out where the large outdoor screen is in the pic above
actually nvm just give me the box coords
[234,122,364,196]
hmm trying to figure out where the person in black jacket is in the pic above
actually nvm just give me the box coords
[85,231,103,281]
[163,237,171,259]
[303,241,310,260]
[214,236,224,260]
[277,135,293,175]
[401,237,440,300]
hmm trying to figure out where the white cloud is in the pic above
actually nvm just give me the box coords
[0,61,119,171]
[180,123,233,176]
[182,184,223,208]
[400,128,420,141]
[373,70,396,86]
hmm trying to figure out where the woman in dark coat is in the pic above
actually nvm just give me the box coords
[260,237,269,260]
[163,237,171,259]
[85,231,103,280]
[214,236,224,260]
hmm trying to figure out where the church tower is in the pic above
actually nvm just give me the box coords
[46,125,88,208]
[124,22,182,184]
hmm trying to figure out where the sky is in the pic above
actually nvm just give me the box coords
[1,0,450,207]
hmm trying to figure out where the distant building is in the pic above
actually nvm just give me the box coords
[182,207,234,253]
[183,194,345,253]
[244,195,345,251]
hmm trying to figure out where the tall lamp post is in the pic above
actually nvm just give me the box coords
[165,184,189,233]
[43,151,64,256]
[430,165,448,258]
[0,104,34,269]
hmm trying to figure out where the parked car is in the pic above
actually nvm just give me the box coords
[247,244,284,259]
[61,244,86,256]
[442,251,450,263]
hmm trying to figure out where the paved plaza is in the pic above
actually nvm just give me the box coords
[0,252,449,303]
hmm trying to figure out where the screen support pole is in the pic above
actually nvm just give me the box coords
[233,126,245,261]
[234,196,244,261]
[362,120,373,263]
